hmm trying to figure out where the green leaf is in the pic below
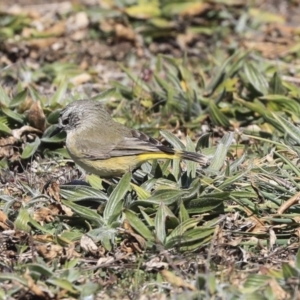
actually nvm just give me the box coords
[49,81,68,107]
[26,263,54,277]
[103,172,131,224]
[205,50,247,95]
[155,203,168,243]
[123,209,155,242]
[9,89,28,108]
[160,130,185,150]
[243,61,269,95]
[47,278,79,294]
[0,85,11,106]
[208,100,230,127]
[21,137,41,159]
[60,185,108,203]
[2,107,24,124]
[273,114,300,143]
[0,121,12,134]
[62,200,104,226]
[150,188,186,204]
[14,207,31,232]
[269,72,286,95]
[207,132,233,173]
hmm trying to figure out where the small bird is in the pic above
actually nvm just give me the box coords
[52,100,208,178]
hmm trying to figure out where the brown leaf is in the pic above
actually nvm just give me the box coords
[143,257,168,271]
[27,38,57,50]
[122,220,147,250]
[268,278,289,300]
[70,73,92,85]
[23,269,47,298]
[80,234,98,255]
[0,210,14,230]
[161,269,197,291]
[35,243,63,261]
[44,21,66,36]
[26,101,46,131]
[33,207,56,224]
[115,24,136,42]
[45,182,61,202]
[12,125,42,140]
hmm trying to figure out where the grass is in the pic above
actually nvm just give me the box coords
[1,0,300,299]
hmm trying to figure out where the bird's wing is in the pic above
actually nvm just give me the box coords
[78,129,175,160]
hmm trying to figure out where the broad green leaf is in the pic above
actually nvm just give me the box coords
[123,209,154,242]
[143,188,186,205]
[269,72,286,95]
[179,201,189,222]
[207,132,234,173]
[2,107,24,124]
[0,85,11,106]
[60,185,108,202]
[205,50,247,95]
[243,61,269,95]
[21,137,41,159]
[208,100,230,127]
[26,264,54,277]
[14,207,31,232]
[160,130,185,150]
[273,114,300,143]
[166,218,199,246]
[62,200,104,226]
[92,88,121,102]
[103,172,131,223]
[196,133,211,150]
[49,81,68,107]
[125,3,160,19]
[47,278,79,294]
[0,121,12,134]
[86,174,103,190]
[130,183,151,200]
[154,203,168,243]
[9,89,28,108]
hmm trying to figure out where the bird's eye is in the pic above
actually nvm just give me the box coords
[62,118,69,125]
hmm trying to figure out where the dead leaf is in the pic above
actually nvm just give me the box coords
[44,21,66,36]
[33,207,55,224]
[268,278,289,300]
[35,243,63,261]
[96,256,115,267]
[24,269,47,298]
[67,12,89,32]
[45,182,61,202]
[115,24,136,42]
[0,210,14,230]
[161,269,196,291]
[277,191,300,214]
[143,257,168,271]
[70,73,92,85]
[80,235,98,255]
[122,220,147,251]
[27,38,57,50]
[26,101,46,131]
[12,125,42,140]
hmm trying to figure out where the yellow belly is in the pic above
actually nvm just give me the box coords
[71,154,141,177]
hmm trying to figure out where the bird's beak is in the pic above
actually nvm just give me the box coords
[50,125,63,137]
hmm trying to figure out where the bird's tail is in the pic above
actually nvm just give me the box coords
[179,150,210,166]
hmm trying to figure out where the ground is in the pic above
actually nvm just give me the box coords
[1,0,300,299]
